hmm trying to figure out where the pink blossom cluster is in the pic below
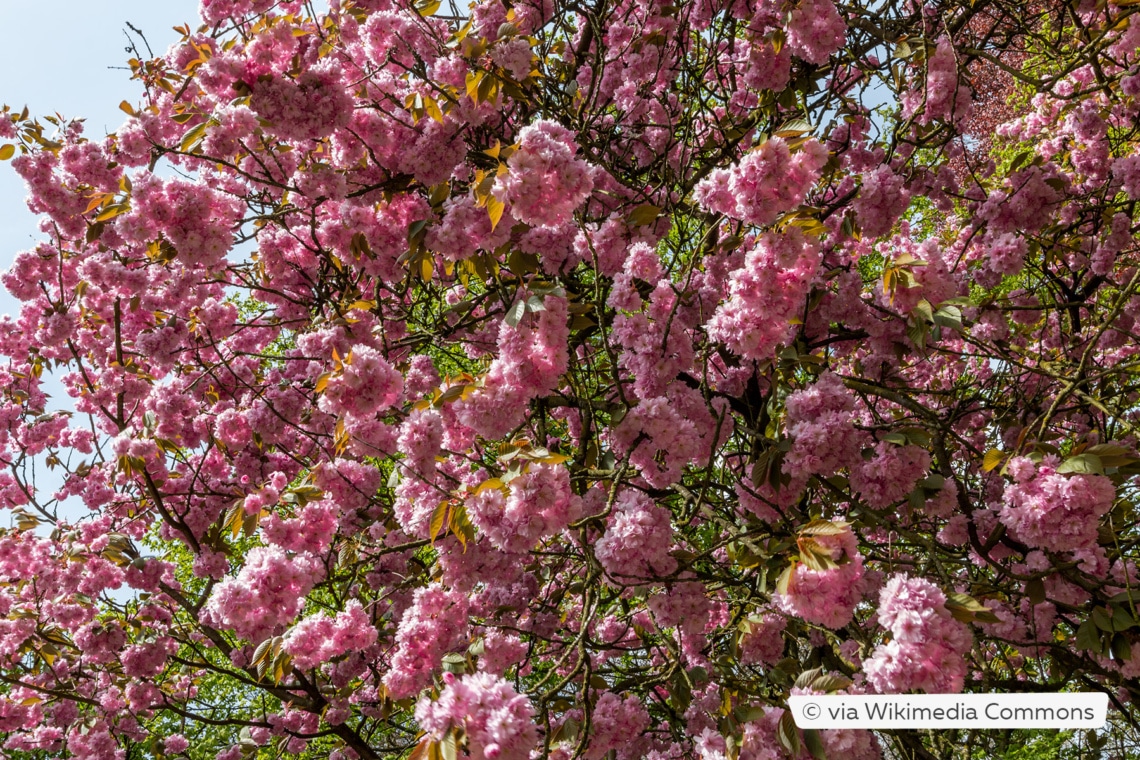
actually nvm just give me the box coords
[610,394,709,488]
[580,692,652,760]
[2,0,1140,754]
[904,38,973,126]
[850,441,931,508]
[863,574,973,693]
[425,194,512,261]
[119,175,241,269]
[648,581,713,635]
[282,600,377,671]
[200,547,322,642]
[457,294,570,439]
[1113,154,1140,199]
[774,525,866,629]
[785,0,848,65]
[999,456,1116,552]
[693,138,828,226]
[248,61,354,142]
[782,371,864,479]
[738,613,787,665]
[594,490,679,582]
[415,671,539,760]
[383,585,470,699]
[705,229,822,362]
[985,232,1029,277]
[854,166,910,239]
[318,344,403,419]
[466,462,581,552]
[494,120,594,228]
[476,630,529,675]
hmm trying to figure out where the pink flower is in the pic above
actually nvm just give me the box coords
[706,228,822,362]
[783,371,864,479]
[494,120,594,228]
[774,524,865,629]
[415,672,538,760]
[999,456,1116,552]
[694,138,828,226]
[249,61,354,141]
[319,344,403,418]
[904,38,973,126]
[384,585,470,699]
[786,0,847,65]
[595,491,678,582]
[466,462,580,553]
[863,574,972,693]
[201,547,322,642]
[849,441,930,509]
[283,600,377,671]
[1113,154,1140,199]
[738,613,787,665]
[854,166,910,239]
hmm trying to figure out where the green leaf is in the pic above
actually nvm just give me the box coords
[799,542,840,571]
[95,203,129,222]
[776,560,797,595]
[473,477,503,494]
[504,300,527,327]
[439,732,458,760]
[1113,605,1136,632]
[812,673,853,693]
[1026,577,1046,606]
[1008,150,1032,172]
[1074,619,1102,652]
[449,503,475,550]
[774,118,812,137]
[486,194,505,231]
[1092,606,1115,633]
[0,144,15,161]
[803,727,828,760]
[465,71,484,102]
[945,592,999,624]
[1112,633,1133,662]
[777,709,801,756]
[799,519,849,537]
[1086,443,1131,458]
[933,304,963,331]
[913,299,934,324]
[179,121,210,153]
[794,667,823,689]
[1057,453,1104,475]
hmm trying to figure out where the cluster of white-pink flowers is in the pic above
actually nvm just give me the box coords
[200,546,322,642]
[863,574,973,693]
[705,228,823,362]
[999,456,1116,552]
[494,120,594,229]
[694,138,829,226]
[384,585,470,699]
[282,600,377,671]
[774,525,866,629]
[415,672,539,760]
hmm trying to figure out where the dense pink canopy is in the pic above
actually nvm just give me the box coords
[1,0,1140,757]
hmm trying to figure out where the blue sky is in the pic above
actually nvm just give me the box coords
[0,1,200,523]
[0,0,200,319]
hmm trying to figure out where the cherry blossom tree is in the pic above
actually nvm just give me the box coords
[1,0,1140,758]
